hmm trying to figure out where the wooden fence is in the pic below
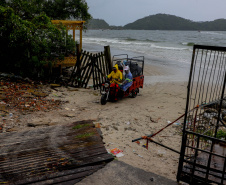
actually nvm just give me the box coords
[69,45,112,89]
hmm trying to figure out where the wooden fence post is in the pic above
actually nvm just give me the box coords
[91,56,96,90]
[104,46,112,74]
[76,44,82,87]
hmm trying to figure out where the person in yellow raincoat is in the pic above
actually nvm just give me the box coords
[106,64,123,100]
[107,64,123,84]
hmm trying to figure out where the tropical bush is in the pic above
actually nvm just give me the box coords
[0,0,91,77]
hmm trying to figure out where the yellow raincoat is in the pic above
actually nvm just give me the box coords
[107,64,123,84]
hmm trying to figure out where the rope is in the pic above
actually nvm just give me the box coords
[142,136,152,149]
[139,105,200,150]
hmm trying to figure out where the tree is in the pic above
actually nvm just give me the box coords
[5,0,91,21]
[0,5,75,77]
[0,0,6,6]
[0,0,91,77]
[43,0,91,21]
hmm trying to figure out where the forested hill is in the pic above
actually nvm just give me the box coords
[123,14,226,31]
[87,14,226,31]
[86,19,110,29]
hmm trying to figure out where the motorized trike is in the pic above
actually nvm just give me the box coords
[100,55,144,105]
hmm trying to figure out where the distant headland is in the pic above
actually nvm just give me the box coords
[86,13,226,31]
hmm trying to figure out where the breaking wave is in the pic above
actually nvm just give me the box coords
[182,42,195,46]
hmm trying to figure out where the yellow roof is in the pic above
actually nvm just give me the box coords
[51,20,85,24]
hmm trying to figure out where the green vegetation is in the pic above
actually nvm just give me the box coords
[0,0,91,77]
[86,18,123,30]
[88,14,226,31]
[72,124,91,129]
[124,14,226,30]
[86,19,110,29]
[216,129,226,140]
[75,132,95,139]
[124,14,195,30]
[201,129,226,141]
[4,0,91,22]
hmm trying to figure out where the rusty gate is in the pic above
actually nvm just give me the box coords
[177,45,226,184]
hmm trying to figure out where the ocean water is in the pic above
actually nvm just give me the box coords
[72,30,226,83]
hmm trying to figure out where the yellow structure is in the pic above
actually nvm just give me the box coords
[51,20,85,51]
[51,20,85,69]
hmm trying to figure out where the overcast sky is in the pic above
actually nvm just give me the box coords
[86,0,226,26]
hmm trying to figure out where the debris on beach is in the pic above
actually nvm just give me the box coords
[150,117,161,123]
[0,77,64,132]
[157,150,166,157]
[133,149,143,158]
[0,78,62,113]
[110,148,124,157]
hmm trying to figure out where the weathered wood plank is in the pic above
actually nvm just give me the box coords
[69,48,112,89]
[0,120,114,184]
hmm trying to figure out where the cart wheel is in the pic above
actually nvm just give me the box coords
[131,90,137,98]
[101,94,107,105]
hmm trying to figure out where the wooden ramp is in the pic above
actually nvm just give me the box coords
[0,120,114,185]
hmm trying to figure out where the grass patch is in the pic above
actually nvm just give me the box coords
[202,130,225,139]
[197,129,226,141]
[72,124,90,130]
[75,132,95,139]
[216,130,226,140]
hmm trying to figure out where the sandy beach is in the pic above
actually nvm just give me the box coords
[0,61,189,181]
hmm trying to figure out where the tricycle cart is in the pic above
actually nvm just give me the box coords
[100,55,144,105]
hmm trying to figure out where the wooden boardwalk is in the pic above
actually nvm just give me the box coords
[0,120,114,185]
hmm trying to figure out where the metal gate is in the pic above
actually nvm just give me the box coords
[177,45,226,184]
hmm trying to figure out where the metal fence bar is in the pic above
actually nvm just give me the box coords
[221,158,226,184]
[191,135,200,184]
[177,45,226,184]
[177,46,197,181]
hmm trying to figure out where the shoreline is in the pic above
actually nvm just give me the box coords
[141,62,189,85]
